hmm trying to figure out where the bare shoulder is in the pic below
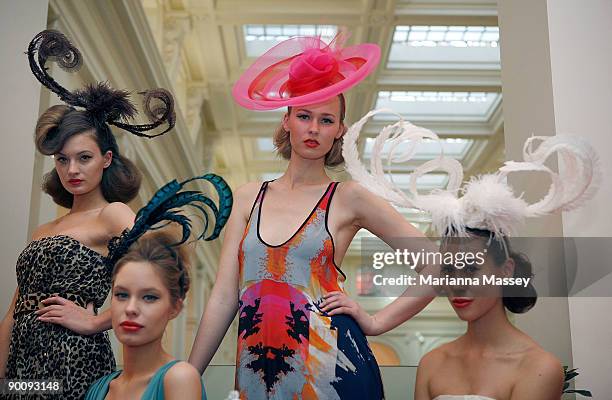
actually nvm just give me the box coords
[419,340,454,368]
[163,361,201,398]
[31,221,55,241]
[234,181,263,200]
[511,345,564,399]
[98,202,136,235]
[336,180,368,198]
[99,202,134,220]
[233,181,264,213]
[520,346,564,381]
[164,361,201,383]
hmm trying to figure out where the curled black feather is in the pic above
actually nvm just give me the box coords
[27,30,83,106]
[109,88,176,138]
[106,173,233,265]
[28,29,176,139]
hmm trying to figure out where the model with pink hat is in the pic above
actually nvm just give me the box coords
[188,33,437,399]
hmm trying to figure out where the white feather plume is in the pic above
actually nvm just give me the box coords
[343,109,601,238]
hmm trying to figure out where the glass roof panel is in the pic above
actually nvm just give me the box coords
[374,91,500,120]
[388,25,500,69]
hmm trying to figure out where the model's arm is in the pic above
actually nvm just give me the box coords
[0,289,18,377]
[188,183,256,374]
[321,181,437,335]
[37,202,135,334]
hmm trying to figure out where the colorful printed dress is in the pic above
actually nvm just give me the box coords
[236,181,384,399]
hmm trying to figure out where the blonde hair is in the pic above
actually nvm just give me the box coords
[273,94,347,167]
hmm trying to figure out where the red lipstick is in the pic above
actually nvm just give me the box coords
[304,139,319,148]
[120,321,143,332]
[451,298,474,309]
[68,179,83,186]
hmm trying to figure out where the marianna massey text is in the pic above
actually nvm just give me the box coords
[372,274,532,288]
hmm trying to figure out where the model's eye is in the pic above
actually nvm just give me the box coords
[56,156,68,164]
[80,154,92,161]
[465,265,479,274]
[297,114,310,120]
[143,294,159,302]
[321,118,334,124]
[114,292,128,300]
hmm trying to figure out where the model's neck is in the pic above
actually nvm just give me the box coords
[279,156,330,188]
[464,301,518,347]
[70,185,109,213]
[120,338,172,380]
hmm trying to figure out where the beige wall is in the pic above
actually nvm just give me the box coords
[0,1,48,313]
[499,0,612,396]
[497,0,573,366]
[546,0,612,396]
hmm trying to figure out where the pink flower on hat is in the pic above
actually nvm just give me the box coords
[287,49,340,96]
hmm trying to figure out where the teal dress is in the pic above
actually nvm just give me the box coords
[85,360,207,400]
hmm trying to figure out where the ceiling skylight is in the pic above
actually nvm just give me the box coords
[393,25,499,48]
[375,91,500,120]
[388,25,500,69]
[243,25,337,57]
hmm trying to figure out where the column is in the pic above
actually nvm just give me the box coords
[0,2,48,312]
[498,0,612,396]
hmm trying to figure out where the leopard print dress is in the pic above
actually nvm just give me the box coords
[6,235,116,399]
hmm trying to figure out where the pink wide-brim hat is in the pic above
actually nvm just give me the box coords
[233,34,381,110]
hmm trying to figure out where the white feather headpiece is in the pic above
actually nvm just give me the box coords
[342,109,600,237]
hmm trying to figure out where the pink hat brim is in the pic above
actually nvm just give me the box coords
[233,37,381,110]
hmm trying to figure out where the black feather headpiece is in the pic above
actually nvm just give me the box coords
[107,173,233,266]
[28,29,175,138]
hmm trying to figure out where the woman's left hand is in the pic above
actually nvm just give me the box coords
[320,291,377,335]
[36,296,98,335]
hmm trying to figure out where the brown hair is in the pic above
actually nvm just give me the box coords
[112,230,191,304]
[35,105,142,208]
[466,228,537,314]
[273,94,347,167]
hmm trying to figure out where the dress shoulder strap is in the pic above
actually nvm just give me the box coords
[319,181,339,211]
[246,181,270,221]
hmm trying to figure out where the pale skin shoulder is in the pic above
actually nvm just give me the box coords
[511,347,564,400]
[414,343,451,400]
[334,180,423,239]
[233,181,265,220]
[98,201,136,239]
[31,220,56,241]
[163,361,203,400]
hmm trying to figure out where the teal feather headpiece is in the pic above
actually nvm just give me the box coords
[107,173,232,265]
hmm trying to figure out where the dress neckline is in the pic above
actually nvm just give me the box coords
[99,360,180,399]
[29,235,108,259]
[256,181,334,248]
